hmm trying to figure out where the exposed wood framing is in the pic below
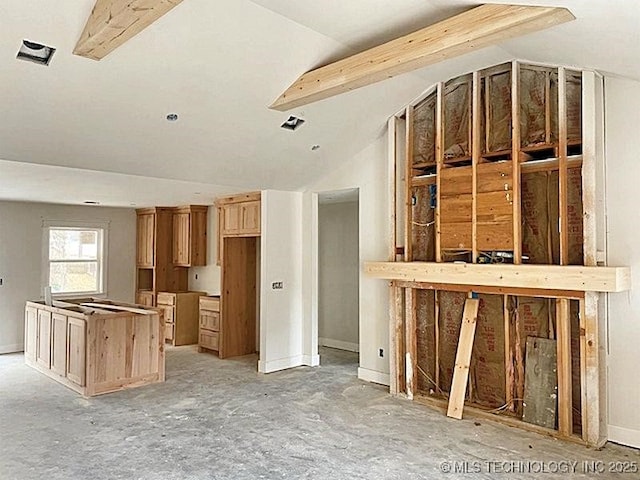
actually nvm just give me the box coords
[405,288,417,399]
[405,107,414,262]
[269,5,574,111]
[365,262,631,293]
[504,295,513,409]
[435,84,444,262]
[558,67,570,265]
[74,0,184,60]
[447,298,479,419]
[511,60,522,263]
[393,286,406,395]
[388,116,399,395]
[556,298,573,435]
[471,71,480,262]
[394,280,584,300]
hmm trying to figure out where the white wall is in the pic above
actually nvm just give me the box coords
[604,75,640,448]
[303,135,391,385]
[259,190,312,373]
[0,201,136,353]
[189,206,222,295]
[318,201,359,352]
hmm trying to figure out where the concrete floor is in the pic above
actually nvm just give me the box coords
[1,347,638,480]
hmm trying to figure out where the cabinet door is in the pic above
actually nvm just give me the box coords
[172,212,190,266]
[136,291,155,307]
[136,213,155,267]
[36,310,52,369]
[67,318,86,387]
[24,307,38,363]
[51,313,68,377]
[241,201,261,234]
[222,204,242,235]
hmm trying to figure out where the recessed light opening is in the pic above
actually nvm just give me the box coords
[281,115,305,131]
[83,201,100,205]
[166,113,179,122]
[17,40,56,66]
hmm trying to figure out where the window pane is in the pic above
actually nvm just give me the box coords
[49,229,98,260]
[50,262,99,293]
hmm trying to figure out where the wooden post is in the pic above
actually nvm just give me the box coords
[393,283,406,395]
[511,61,522,264]
[434,290,440,393]
[388,116,399,395]
[472,71,481,263]
[405,106,414,262]
[556,297,573,436]
[504,295,513,409]
[558,67,569,265]
[405,288,417,399]
[435,83,444,262]
[447,298,480,419]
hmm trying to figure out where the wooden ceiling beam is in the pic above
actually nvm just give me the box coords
[74,0,184,61]
[269,4,574,111]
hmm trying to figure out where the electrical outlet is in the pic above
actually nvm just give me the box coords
[0,278,3,286]
[272,281,283,290]
[379,348,384,358]
[194,273,199,280]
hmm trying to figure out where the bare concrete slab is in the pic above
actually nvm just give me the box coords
[0,347,637,479]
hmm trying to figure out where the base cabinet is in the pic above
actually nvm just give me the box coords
[198,296,221,355]
[157,291,205,346]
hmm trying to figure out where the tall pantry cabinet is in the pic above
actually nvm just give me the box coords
[135,206,207,307]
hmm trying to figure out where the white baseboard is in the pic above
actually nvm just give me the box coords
[608,425,640,449]
[0,344,23,354]
[302,354,320,367]
[319,337,359,353]
[258,355,304,373]
[358,367,390,386]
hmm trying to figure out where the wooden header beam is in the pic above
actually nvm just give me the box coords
[269,4,574,111]
[74,0,184,60]
[364,262,631,293]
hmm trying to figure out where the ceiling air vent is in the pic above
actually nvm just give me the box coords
[17,40,56,66]
[280,115,305,131]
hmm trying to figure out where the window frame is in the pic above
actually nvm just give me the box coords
[42,220,109,299]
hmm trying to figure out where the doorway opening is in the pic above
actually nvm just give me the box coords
[317,188,360,369]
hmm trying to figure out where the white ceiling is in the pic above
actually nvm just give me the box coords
[1,1,639,207]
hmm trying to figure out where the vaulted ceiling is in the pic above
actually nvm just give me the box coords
[1,1,639,207]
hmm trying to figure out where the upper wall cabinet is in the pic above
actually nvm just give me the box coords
[219,194,261,237]
[136,212,155,267]
[215,192,261,266]
[172,206,208,267]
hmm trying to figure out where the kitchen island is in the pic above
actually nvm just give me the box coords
[24,298,165,397]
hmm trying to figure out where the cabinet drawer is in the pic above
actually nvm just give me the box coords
[159,305,174,323]
[157,292,175,306]
[200,311,220,331]
[199,297,220,311]
[200,330,219,350]
[165,322,175,341]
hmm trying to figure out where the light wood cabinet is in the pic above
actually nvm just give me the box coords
[51,313,67,377]
[157,291,205,346]
[25,299,163,396]
[199,296,221,355]
[215,192,261,265]
[24,306,37,363]
[136,291,155,307]
[66,318,86,387]
[172,206,208,267]
[36,310,51,369]
[136,213,155,267]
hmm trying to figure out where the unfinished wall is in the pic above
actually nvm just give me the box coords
[604,75,640,448]
[0,201,136,353]
[259,190,306,373]
[318,201,359,352]
[303,136,390,385]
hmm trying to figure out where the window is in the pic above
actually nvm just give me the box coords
[43,223,107,296]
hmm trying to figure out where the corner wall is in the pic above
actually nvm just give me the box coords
[259,190,311,372]
[0,201,136,354]
[604,75,640,448]
[303,135,391,385]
